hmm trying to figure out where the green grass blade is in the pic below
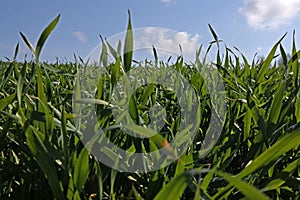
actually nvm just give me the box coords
[267,82,285,125]
[73,147,90,192]
[13,42,19,60]
[111,55,120,89]
[237,129,300,179]
[279,44,288,73]
[153,46,158,66]
[110,169,117,200]
[200,166,217,192]
[216,171,270,200]
[292,30,299,88]
[214,129,300,199]
[261,159,300,192]
[128,95,139,124]
[26,127,65,199]
[37,65,50,134]
[257,34,286,83]
[296,98,300,123]
[35,14,60,60]
[19,32,35,55]
[132,186,143,200]
[154,172,189,200]
[244,108,252,141]
[73,74,82,129]
[99,35,108,67]
[0,93,16,111]
[105,38,118,60]
[123,10,133,72]
[208,24,219,48]
[0,62,14,89]
[60,107,68,167]
[17,62,27,106]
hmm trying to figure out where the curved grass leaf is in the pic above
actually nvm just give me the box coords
[214,129,300,199]
[105,38,118,60]
[35,14,60,60]
[237,129,300,179]
[19,32,35,55]
[216,171,270,200]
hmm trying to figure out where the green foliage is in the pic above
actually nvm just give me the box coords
[0,14,299,200]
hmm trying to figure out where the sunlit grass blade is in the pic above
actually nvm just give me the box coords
[35,14,60,60]
[216,171,270,200]
[261,159,300,192]
[214,129,300,199]
[267,82,285,126]
[238,129,300,178]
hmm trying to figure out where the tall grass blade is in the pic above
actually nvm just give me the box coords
[267,82,285,126]
[208,24,219,48]
[13,42,19,60]
[73,148,90,192]
[99,35,108,67]
[257,34,286,83]
[292,30,299,88]
[35,14,60,60]
[19,32,35,55]
[26,127,65,199]
[123,10,133,72]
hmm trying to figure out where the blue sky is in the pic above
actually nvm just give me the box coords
[1,0,300,62]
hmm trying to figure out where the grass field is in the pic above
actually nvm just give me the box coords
[0,14,299,199]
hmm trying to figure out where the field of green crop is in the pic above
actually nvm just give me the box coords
[0,14,299,199]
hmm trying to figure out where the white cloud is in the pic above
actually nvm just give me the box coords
[239,0,300,30]
[134,27,201,60]
[161,0,174,4]
[73,31,87,42]
[161,0,172,2]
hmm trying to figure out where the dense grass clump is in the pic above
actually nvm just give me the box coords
[0,14,299,199]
